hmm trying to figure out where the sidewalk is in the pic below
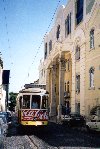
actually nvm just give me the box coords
[49,116,62,124]
[49,115,57,122]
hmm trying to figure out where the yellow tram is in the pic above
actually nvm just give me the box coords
[16,87,49,126]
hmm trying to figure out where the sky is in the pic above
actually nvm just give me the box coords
[0,0,68,93]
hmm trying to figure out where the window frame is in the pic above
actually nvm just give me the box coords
[75,46,80,60]
[76,74,80,93]
[22,95,31,109]
[44,42,47,59]
[67,81,70,93]
[75,0,84,25]
[64,82,66,91]
[89,67,95,88]
[49,40,52,53]
[65,13,71,37]
[56,25,60,40]
[90,29,94,49]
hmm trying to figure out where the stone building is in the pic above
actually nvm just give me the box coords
[0,54,6,111]
[0,61,3,111]
[39,0,100,118]
[0,54,10,111]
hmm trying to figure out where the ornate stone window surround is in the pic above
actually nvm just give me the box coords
[75,0,84,26]
[76,73,80,94]
[49,40,52,53]
[44,42,47,59]
[75,45,80,61]
[56,24,60,40]
[90,28,95,50]
[65,12,71,37]
[89,67,95,90]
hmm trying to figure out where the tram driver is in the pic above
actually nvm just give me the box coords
[32,99,38,109]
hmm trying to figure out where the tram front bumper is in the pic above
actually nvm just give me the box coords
[21,121,48,126]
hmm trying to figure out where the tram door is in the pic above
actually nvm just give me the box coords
[18,96,22,123]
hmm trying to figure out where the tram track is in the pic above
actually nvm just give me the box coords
[26,135,38,149]
[26,135,54,149]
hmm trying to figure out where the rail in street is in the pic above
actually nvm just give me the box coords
[2,115,100,149]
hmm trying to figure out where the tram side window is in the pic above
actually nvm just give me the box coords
[42,96,48,109]
[31,95,40,109]
[23,95,30,109]
[19,96,22,109]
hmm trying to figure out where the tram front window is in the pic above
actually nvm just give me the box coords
[42,96,48,109]
[23,95,30,109]
[31,95,40,109]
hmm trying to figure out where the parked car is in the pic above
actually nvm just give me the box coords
[61,112,86,127]
[0,111,12,124]
[86,106,100,132]
[0,115,8,135]
[86,116,100,132]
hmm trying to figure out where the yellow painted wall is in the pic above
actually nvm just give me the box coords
[85,4,100,116]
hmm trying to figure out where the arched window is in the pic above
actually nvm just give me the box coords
[67,59,70,71]
[75,46,80,60]
[76,74,80,93]
[65,12,71,37]
[56,25,60,40]
[76,0,84,25]
[44,42,47,59]
[64,82,66,91]
[67,81,70,93]
[90,29,94,49]
[49,40,52,53]
[89,67,94,88]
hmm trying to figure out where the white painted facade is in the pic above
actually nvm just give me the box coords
[0,63,6,111]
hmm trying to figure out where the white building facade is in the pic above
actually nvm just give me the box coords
[0,57,6,111]
[39,0,100,119]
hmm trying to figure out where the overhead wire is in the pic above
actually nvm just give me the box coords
[2,0,99,92]
[20,0,62,90]
[2,0,14,67]
[21,0,100,90]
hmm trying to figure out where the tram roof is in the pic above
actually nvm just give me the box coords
[19,87,48,94]
[24,83,46,90]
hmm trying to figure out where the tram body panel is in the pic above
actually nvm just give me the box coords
[20,109,48,126]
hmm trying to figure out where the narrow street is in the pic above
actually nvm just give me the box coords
[0,0,100,148]
[3,116,100,149]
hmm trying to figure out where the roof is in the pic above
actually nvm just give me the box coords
[19,87,49,94]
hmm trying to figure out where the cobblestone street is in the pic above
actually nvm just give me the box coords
[2,116,100,149]
[0,0,100,148]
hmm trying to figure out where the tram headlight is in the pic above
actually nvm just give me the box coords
[36,121,42,125]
